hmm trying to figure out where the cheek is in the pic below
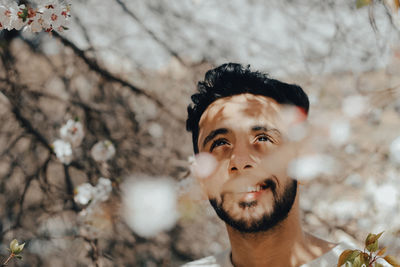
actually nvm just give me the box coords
[210,146,231,160]
[254,142,279,154]
[200,159,230,199]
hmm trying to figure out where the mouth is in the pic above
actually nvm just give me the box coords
[238,178,276,194]
[236,178,276,204]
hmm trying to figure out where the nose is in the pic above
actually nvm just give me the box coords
[229,143,255,173]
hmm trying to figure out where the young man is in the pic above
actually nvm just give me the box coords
[183,63,351,267]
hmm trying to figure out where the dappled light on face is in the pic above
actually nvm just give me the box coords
[187,88,400,251]
[240,94,281,121]
[121,176,178,238]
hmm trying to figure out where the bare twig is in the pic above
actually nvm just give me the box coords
[51,32,184,124]
[63,164,79,211]
[115,0,187,66]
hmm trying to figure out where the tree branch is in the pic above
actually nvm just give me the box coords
[115,0,186,66]
[51,32,184,124]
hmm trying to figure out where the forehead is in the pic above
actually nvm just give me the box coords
[199,93,281,130]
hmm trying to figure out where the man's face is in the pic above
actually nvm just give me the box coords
[197,93,297,233]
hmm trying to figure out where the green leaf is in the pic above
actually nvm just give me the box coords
[338,250,356,267]
[349,250,361,261]
[366,239,379,252]
[14,243,25,254]
[384,255,400,267]
[338,250,355,267]
[16,255,22,260]
[353,254,362,267]
[356,0,372,8]
[365,232,384,247]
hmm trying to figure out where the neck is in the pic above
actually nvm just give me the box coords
[226,195,333,267]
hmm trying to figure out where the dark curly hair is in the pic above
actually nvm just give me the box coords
[186,63,309,153]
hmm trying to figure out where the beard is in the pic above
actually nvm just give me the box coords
[209,179,297,233]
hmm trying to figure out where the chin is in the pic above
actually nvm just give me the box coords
[209,179,297,233]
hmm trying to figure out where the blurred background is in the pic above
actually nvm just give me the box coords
[1,0,400,266]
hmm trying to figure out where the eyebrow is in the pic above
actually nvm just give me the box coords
[252,125,282,136]
[251,125,269,132]
[202,128,229,148]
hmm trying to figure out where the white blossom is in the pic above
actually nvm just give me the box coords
[74,177,112,206]
[9,5,26,30]
[0,2,24,30]
[0,1,70,32]
[52,139,72,164]
[190,152,217,179]
[367,182,399,210]
[90,140,116,162]
[344,144,357,154]
[148,122,163,139]
[287,154,335,181]
[329,119,351,146]
[60,119,84,147]
[389,136,400,164]
[329,199,367,224]
[74,183,95,205]
[39,3,69,31]
[122,176,178,238]
[0,4,11,30]
[94,177,112,202]
[342,95,368,118]
[26,15,43,33]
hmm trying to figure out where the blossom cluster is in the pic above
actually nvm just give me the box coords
[52,118,116,164]
[51,119,116,232]
[52,119,84,165]
[0,1,71,32]
[74,177,112,206]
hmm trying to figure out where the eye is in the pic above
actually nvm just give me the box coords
[256,134,270,142]
[210,138,229,152]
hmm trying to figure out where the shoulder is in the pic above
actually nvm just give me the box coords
[181,250,232,267]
